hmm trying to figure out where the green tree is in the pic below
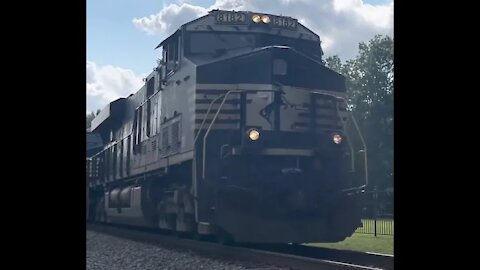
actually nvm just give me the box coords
[324,55,343,74]
[86,109,101,129]
[326,35,393,190]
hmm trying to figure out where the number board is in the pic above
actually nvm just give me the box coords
[271,16,298,30]
[214,12,247,24]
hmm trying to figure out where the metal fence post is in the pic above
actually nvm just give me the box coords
[373,186,378,237]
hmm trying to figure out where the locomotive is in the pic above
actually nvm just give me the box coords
[86,10,368,243]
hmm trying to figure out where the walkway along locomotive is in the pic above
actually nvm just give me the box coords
[86,10,369,243]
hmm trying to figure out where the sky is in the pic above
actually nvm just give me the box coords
[87,0,393,113]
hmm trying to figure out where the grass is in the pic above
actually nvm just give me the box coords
[306,232,394,255]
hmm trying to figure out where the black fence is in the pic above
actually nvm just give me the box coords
[356,188,394,236]
[357,218,394,236]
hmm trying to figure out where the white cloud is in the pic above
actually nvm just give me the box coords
[333,0,393,29]
[86,61,145,113]
[90,1,392,113]
[132,3,207,35]
[132,0,393,60]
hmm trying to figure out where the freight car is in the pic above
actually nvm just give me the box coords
[86,10,368,243]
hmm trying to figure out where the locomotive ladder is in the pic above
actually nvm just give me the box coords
[338,96,368,190]
[191,90,240,222]
[192,89,275,222]
[201,90,241,180]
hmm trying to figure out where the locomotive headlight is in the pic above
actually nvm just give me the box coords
[261,15,271,24]
[247,129,260,141]
[332,134,343,144]
[252,14,261,23]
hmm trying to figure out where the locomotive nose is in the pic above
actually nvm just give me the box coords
[287,190,308,210]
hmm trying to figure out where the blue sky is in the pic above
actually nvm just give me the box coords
[87,0,393,113]
[87,0,160,74]
[88,0,217,75]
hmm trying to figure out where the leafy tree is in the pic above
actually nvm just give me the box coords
[86,109,101,129]
[325,35,393,190]
[324,55,343,74]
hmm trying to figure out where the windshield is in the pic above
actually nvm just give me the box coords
[257,34,322,59]
[187,32,322,59]
[189,33,255,55]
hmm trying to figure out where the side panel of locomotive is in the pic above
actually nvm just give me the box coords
[128,59,198,176]
[89,59,199,179]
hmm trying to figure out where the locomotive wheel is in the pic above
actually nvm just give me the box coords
[95,198,106,223]
[216,229,234,245]
[100,213,106,223]
[158,213,176,232]
[157,199,177,232]
[192,231,203,241]
[176,207,195,235]
[95,211,105,223]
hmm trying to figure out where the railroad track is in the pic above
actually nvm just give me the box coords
[87,222,393,270]
[243,244,393,270]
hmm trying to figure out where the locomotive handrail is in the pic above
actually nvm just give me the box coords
[312,92,368,188]
[194,93,228,144]
[192,91,235,221]
[192,89,275,220]
[349,110,369,188]
[335,101,355,172]
[200,89,277,180]
[192,91,232,221]
[202,90,242,180]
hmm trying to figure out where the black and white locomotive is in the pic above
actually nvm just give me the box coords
[86,10,368,243]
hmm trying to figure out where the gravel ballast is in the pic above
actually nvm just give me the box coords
[87,230,286,270]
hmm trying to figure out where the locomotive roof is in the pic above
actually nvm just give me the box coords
[155,10,320,49]
[90,98,126,132]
